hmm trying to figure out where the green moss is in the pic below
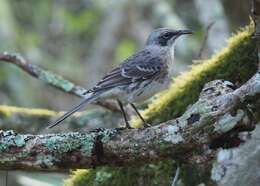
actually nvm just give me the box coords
[65,169,90,186]
[0,105,56,117]
[39,70,75,92]
[133,23,257,127]
[65,160,176,186]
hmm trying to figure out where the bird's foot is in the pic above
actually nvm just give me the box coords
[89,127,106,133]
[125,122,133,129]
[116,126,133,130]
[116,121,134,130]
[143,122,151,128]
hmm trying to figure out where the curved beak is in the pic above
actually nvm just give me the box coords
[168,29,193,46]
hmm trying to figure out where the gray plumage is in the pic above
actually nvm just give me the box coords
[47,28,192,129]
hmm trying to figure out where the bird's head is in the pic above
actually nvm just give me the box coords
[146,28,193,47]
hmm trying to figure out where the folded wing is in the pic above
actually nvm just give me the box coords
[84,48,165,95]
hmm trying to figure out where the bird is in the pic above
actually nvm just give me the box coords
[47,28,193,129]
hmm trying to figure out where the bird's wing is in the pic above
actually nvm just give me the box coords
[85,48,165,95]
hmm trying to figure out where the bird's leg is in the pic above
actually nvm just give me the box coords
[130,103,150,128]
[117,100,132,129]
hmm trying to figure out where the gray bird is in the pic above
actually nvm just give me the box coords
[47,28,192,129]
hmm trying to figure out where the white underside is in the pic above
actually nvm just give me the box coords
[85,46,175,105]
[94,80,169,104]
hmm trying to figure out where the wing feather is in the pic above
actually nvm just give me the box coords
[85,48,166,95]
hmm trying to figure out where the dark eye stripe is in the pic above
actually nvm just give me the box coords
[163,31,173,38]
[164,33,171,37]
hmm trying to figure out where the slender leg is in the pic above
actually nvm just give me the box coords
[130,103,150,128]
[117,100,132,129]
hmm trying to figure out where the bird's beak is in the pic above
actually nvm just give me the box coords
[168,29,193,46]
[177,29,193,35]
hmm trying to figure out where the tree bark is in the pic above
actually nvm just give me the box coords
[0,72,259,171]
[212,124,260,186]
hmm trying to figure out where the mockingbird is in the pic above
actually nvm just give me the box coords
[47,28,192,129]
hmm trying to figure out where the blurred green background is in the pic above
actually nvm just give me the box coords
[0,0,250,185]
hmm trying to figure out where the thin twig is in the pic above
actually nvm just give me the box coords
[0,52,120,112]
[197,21,215,59]
[171,166,180,186]
[5,171,8,186]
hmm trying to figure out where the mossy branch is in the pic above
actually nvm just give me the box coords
[0,72,259,171]
[0,52,120,112]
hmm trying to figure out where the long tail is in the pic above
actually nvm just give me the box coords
[46,93,99,129]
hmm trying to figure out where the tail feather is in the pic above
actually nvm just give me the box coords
[46,93,99,129]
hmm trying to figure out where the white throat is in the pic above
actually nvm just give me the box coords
[168,44,175,75]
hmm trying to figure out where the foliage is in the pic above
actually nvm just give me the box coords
[65,160,175,186]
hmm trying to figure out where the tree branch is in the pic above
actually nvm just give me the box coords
[0,72,259,171]
[211,124,260,186]
[0,52,120,112]
[197,21,215,59]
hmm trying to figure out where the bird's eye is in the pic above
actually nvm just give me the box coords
[163,33,172,39]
